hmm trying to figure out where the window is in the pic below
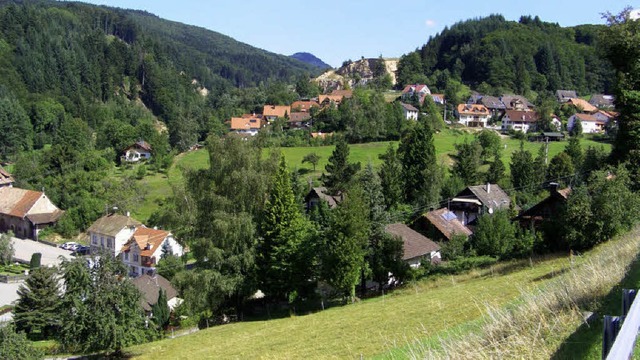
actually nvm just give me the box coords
[101,237,104,246]
[92,235,97,245]
[107,238,112,248]
[124,252,129,261]
[133,254,139,262]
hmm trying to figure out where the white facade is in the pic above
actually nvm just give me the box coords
[90,225,138,257]
[458,113,490,127]
[124,148,151,162]
[568,114,605,134]
[406,251,442,269]
[122,232,184,278]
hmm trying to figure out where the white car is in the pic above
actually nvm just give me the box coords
[61,242,80,251]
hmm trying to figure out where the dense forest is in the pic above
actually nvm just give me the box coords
[396,15,614,99]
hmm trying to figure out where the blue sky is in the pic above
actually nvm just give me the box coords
[77,0,637,67]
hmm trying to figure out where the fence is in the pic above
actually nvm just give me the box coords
[602,289,640,359]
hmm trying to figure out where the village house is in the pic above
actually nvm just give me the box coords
[430,93,445,105]
[415,208,473,242]
[567,113,606,134]
[589,94,615,109]
[329,89,353,99]
[517,186,571,229]
[88,212,141,256]
[566,98,598,114]
[468,94,506,118]
[0,187,64,240]
[501,95,535,111]
[132,274,183,314]
[456,104,491,127]
[262,105,291,122]
[291,100,320,112]
[287,112,312,129]
[0,166,14,188]
[123,141,152,163]
[230,115,263,136]
[400,102,419,120]
[501,110,540,133]
[385,223,441,268]
[121,226,184,278]
[449,183,512,226]
[556,90,578,103]
[401,84,431,104]
[305,187,342,211]
[318,94,345,107]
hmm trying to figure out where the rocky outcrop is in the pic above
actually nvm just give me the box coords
[315,58,398,92]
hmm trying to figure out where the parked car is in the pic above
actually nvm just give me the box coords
[60,242,80,250]
[73,245,90,256]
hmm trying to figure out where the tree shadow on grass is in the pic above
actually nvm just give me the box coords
[551,255,640,359]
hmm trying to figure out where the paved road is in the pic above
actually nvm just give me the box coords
[0,282,22,307]
[10,237,73,266]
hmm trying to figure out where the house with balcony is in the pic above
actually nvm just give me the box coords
[456,104,491,127]
[230,115,263,136]
[121,227,184,278]
[501,110,541,133]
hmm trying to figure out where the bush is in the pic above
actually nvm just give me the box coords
[29,253,41,269]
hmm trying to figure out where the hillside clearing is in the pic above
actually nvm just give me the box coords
[129,131,610,222]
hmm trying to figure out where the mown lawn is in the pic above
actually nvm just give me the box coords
[127,254,578,359]
[127,131,611,222]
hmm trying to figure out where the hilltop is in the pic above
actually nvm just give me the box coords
[290,52,332,70]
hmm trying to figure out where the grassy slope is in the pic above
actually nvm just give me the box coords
[128,255,576,359]
[129,131,610,222]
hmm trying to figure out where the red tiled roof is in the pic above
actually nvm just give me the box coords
[230,117,261,130]
[567,98,598,113]
[122,227,171,257]
[457,103,490,116]
[574,113,599,122]
[263,105,291,118]
[291,101,319,112]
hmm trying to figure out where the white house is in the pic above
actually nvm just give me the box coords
[230,116,262,136]
[121,227,184,278]
[401,84,431,104]
[400,102,419,120]
[123,141,152,162]
[501,110,540,133]
[87,213,141,256]
[568,113,606,134]
[385,223,441,268]
[456,104,491,127]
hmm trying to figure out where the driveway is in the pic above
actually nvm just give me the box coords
[10,237,73,267]
[0,282,22,307]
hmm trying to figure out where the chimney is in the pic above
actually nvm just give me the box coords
[486,183,491,194]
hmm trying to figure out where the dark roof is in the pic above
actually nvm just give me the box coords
[132,274,178,312]
[501,95,534,109]
[556,90,578,102]
[589,94,615,108]
[306,187,342,208]
[0,166,14,186]
[504,110,540,123]
[479,95,506,110]
[518,187,571,221]
[459,184,511,211]
[400,102,419,112]
[288,112,311,122]
[424,208,473,240]
[541,132,564,138]
[385,223,440,261]
[87,213,141,237]
[127,140,152,152]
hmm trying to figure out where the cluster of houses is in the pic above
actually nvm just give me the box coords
[306,182,569,269]
[450,89,617,134]
[228,89,354,136]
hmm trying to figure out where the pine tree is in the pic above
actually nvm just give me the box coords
[564,136,583,172]
[13,266,60,340]
[510,142,536,191]
[322,184,370,301]
[486,154,506,184]
[321,137,360,195]
[259,156,313,301]
[398,119,442,207]
[452,140,483,185]
[378,144,403,210]
[151,289,170,330]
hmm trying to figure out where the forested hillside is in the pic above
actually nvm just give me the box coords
[397,15,614,97]
[0,0,318,234]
